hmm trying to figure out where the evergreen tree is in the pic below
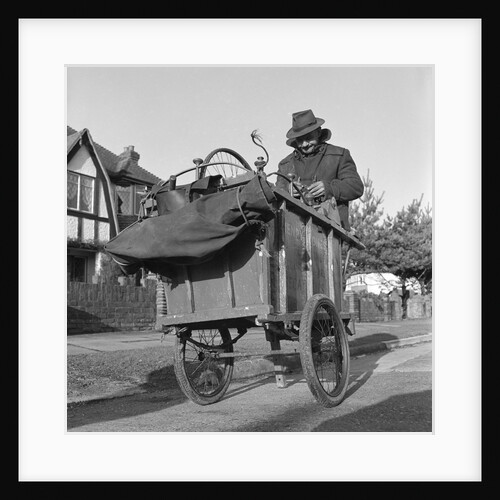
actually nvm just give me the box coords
[346,173,432,318]
[345,170,385,279]
[379,196,432,306]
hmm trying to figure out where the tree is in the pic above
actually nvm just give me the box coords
[380,196,432,286]
[345,174,432,318]
[370,196,432,317]
[345,170,386,280]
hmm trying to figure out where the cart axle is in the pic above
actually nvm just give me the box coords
[215,349,299,359]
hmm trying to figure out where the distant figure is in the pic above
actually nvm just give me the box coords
[275,109,364,230]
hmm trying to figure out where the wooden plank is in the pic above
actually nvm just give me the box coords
[263,312,302,323]
[265,215,279,312]
[229,231,263,308]
[331,233,343,310]
[225,256,236,308]
[277,202,288,314]
[257,238,271,307]
[185,266,195,313]
[327,229,335,302]
[275,190,365,250]
[311,222,329,296]
[162,266,193,315]
[189,260,231,311]
[156,303,274,326]
[305,216,313,300]
[283,209,307,312]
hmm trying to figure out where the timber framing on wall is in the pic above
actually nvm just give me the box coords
[67,128,120,238]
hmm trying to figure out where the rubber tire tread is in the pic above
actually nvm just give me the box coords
[174,328,234,406]
[299,294,350,407]
[201,148,252,177]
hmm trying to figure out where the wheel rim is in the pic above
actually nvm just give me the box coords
[310,302,347,397]
[180,328,233,397]
[201,149,251,179]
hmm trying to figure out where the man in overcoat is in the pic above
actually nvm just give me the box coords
[275,109,364,230]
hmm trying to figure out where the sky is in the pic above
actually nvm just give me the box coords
[66,65,434,217]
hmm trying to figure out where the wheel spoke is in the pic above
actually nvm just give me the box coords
[202,148,252,179]
[174,327,234,403]
[299,295,350,407]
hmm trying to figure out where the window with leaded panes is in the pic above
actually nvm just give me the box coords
[116,184,148,215]
[67,171,95,213]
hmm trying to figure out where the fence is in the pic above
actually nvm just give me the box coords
[67,280,157,334]
[343,290,432,322]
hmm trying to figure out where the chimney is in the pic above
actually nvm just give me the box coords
[116,145,140,172]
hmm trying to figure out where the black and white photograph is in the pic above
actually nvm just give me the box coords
[20,19,481,482]
[64,64,433,431]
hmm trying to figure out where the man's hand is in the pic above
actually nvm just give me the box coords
[307,180,326,198]
[291,182,303,198]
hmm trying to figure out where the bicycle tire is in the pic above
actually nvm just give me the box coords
[200,148,252,179]
[173,327,234,405]
[299,294,350,407]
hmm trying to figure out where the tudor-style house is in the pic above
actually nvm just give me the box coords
[67,126,163,283]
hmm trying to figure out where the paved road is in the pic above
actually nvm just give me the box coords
[67,341,432,432]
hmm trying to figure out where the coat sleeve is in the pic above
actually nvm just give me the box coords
[326,149,364,203]
[274,157,294,193]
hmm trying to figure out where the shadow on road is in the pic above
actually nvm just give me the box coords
[312,389,432,432]
[67,332,410,431]
[67,387,187,430]
[223,376,276,400]
[67,364,187,430]
[345,333,399,399]
[349,332,399,350]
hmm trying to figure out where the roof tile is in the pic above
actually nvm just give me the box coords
[67,126,163,185]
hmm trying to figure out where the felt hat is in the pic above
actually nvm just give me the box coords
[286,109,331,146]
[286,109,325,139]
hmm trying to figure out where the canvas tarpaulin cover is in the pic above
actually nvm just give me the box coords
[104,174,277,277]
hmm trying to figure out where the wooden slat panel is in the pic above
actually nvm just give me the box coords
[283,208,307,312]
[277,204,288,314]
[265,217,280,313]
[163,266,193,315]
[327,229,336,302]
[311,223,329,296]
[157,303,274,326]
[331,235,343,310]
[190,260,232,311]
[305,216,313,300]
[229,231,264,308]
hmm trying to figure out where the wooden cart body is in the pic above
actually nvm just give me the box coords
[156,188,363,332]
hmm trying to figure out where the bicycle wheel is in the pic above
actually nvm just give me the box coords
[200,148,252,179]
[173,327,234,405]
[299,294,350,407]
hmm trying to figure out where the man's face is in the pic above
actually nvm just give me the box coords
[296,128,321,155]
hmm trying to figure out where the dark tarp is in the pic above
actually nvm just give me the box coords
[104,174,277,277]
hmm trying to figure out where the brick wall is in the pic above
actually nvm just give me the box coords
[407,295,432,319]
[67,280,157,334]
[343,291,432,322]
[67,280,432,334]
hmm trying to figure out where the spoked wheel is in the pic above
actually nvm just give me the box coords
[200,148,252,179]
[299,294,350,407]
[173,327,234,405]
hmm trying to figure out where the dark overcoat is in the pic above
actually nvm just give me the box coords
[275,142,364,229]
